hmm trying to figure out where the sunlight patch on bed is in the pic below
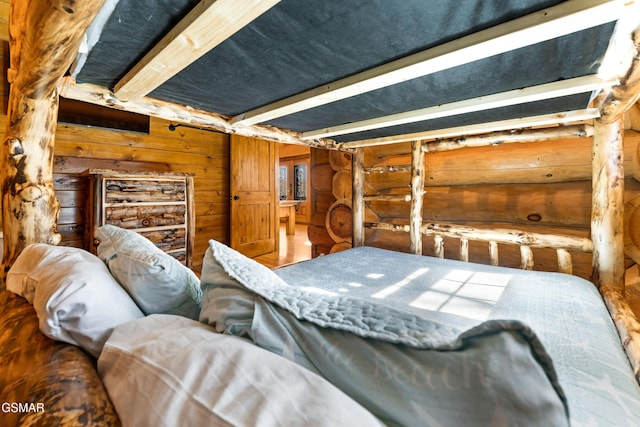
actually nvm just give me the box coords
[409,269,511,320]
[301,287,338,296]
[371,268,429,299]
[337,282,364,293]
[439,297,495,320]
[456,283,506,301]
[409,290,451,311]
[467,271,511,286]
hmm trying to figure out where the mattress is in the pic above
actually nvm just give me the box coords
[273,247,640,426]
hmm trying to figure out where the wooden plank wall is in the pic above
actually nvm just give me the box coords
[0,41,230,275]
[0,0,7,42]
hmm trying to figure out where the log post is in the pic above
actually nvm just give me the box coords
[409,141,424,254]
[557,249,573,275]
[520,246,534,270]
[352,148,365,246]
[1,0,105,282]
[591,117,625,290]
[460,238,469,262]
[489,241,499,266]
[594,29,639,290]
[434,235,444,258]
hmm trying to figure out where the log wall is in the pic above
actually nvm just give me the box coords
[309,130,640,281]
[308,150,335,257]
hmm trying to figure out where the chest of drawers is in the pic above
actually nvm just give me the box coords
[85,170,195,267]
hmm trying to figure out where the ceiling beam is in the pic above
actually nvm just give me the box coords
[231,0,626,127]
[338,109,601,149]
[302,75,614,140]
[114,0,280,100]
[60,77,341,150]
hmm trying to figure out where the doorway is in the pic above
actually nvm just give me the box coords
[274,144,312,266]
[278,149,311,224]
[229,137,312,267]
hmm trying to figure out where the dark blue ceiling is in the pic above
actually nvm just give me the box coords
[74,0,615,142]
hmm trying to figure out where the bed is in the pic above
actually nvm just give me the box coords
[2,1,640,426]
[273,246,640,426]
[1,224,640,426]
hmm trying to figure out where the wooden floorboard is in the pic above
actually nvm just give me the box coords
[253,223,311,269]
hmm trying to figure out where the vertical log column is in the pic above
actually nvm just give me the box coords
[591,117,625,290]
[595,29,640,292]
[352,148,365,247]
[1,0,105,282]
[2,90,62,265]
[409,141,425,254]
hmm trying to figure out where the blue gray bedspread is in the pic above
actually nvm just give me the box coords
[274,246,640,426]
[199,241,640,426]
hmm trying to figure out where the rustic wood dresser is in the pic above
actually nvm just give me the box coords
[84,170,195,267]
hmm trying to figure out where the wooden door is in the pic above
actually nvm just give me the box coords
[230,135,278,257]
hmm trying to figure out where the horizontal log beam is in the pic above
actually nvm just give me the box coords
[363,194,412,203]
[366,221,593,253]
[420,222,594,252]
[341,109,600,148]
[367,221,591,274]
[422,124,594,153]
[364,165,412,174]
[59,77,341,150]
[368,223,410,233]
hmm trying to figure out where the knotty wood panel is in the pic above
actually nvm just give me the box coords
[0,105,230,274]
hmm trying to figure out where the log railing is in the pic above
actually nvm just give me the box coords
[351,119,626,286]
[368,221,593,275]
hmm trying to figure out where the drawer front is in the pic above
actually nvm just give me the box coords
[138,228,187,252]
[104,179,186,203]
[105,205,186,229]
[167,250,187,264]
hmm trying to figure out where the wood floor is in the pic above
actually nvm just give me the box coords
[253,223,312,269]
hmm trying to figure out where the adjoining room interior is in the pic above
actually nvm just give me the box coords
[254,143,312,268]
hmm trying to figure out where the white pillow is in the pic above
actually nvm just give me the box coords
[99,314,385,427]
[96,224,201,320]
[5,244,144,357]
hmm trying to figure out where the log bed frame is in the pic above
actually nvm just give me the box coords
[1,1,640,422]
